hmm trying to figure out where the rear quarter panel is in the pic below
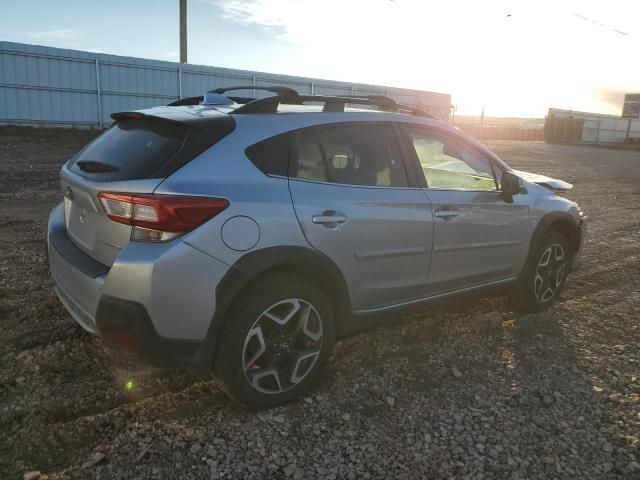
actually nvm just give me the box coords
[153,117,310,267]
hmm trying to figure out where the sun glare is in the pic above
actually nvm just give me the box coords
[225,0,640,117]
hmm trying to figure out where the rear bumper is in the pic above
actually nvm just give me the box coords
[47,201,231,369]
[48,203,107,333]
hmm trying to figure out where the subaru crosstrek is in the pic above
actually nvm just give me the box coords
[47,86,587,408]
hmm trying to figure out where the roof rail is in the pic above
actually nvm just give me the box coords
[232,93,396,112]
[166,85,438,119]
[230,87,437,119]
[348,95,436,118]
[397,104,437,119]
[232,94,396,114]
[346,95,398,111]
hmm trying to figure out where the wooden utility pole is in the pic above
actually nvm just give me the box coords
[180,0,187,64]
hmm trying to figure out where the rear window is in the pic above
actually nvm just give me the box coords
[69,119,186,181]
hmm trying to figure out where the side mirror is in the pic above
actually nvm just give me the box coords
[501,171,523,200]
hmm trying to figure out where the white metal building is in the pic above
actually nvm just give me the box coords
[0,41,452,128]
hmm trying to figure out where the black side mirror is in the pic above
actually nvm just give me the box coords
[501,171,523,201]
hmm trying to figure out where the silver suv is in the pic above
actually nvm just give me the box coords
[48,86,587,408]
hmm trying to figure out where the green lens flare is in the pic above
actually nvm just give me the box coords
[126,380,134,390]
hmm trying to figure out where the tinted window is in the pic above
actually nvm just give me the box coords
[70,119,186,180]
[293,124,408,187]
[245,133,290,176]
[406,127,497,191]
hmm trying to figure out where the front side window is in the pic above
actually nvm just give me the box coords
[405,127,497,191]
[293,124,408,187]
[458,142,503,189]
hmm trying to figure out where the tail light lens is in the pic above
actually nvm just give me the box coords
[98,192,229,242]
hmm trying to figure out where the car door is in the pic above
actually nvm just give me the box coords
[401,125,530,294]
[288,122,433,311]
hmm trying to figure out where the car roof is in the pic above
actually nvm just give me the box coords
[217,104,463,138]
[120,103,452,131]
[113,104,511,171]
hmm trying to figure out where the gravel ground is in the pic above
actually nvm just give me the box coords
[1,127,639,479]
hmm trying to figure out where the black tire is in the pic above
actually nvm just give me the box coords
[214,273,336,409]
[511,230,571,313]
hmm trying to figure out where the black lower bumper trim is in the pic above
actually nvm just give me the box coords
[95,295,200,369]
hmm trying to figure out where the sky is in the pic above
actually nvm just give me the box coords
[2,0,639,117]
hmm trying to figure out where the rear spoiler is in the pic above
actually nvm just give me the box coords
[111,107,235,135]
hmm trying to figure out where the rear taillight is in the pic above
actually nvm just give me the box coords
[98,192,229,242]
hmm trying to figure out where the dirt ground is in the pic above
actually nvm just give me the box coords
[0,127,639,479]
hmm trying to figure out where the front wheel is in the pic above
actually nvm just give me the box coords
[214,274,336,408]
[512,230,571,312]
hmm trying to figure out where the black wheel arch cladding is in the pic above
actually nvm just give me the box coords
[189,245,351,378]
[531,212,580,254]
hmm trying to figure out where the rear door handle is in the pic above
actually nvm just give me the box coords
[312,214,347,224]
[434,209,459,220]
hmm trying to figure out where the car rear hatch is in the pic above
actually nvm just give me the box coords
[60,106,235,267]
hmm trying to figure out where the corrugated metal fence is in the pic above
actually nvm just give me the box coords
[456,125,543,141]
[545,109,640,144]
[582,117,640,144]
[0,41,451,128]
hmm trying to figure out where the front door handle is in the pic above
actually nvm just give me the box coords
[312,210,347,228]
[312,214,347,224]
[434,208,459,220]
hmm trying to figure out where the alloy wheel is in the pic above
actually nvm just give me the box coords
[242,298,323,394]
[534,244,566,303]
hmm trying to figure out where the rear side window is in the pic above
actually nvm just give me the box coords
[245,133,290,176]
[70,119,186,181]
[293,124,408,187]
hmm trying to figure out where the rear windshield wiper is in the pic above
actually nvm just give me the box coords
[76,161,119,173]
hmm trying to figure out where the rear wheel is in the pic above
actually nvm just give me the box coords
[214,274,335,408]
[512,230,571,312]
